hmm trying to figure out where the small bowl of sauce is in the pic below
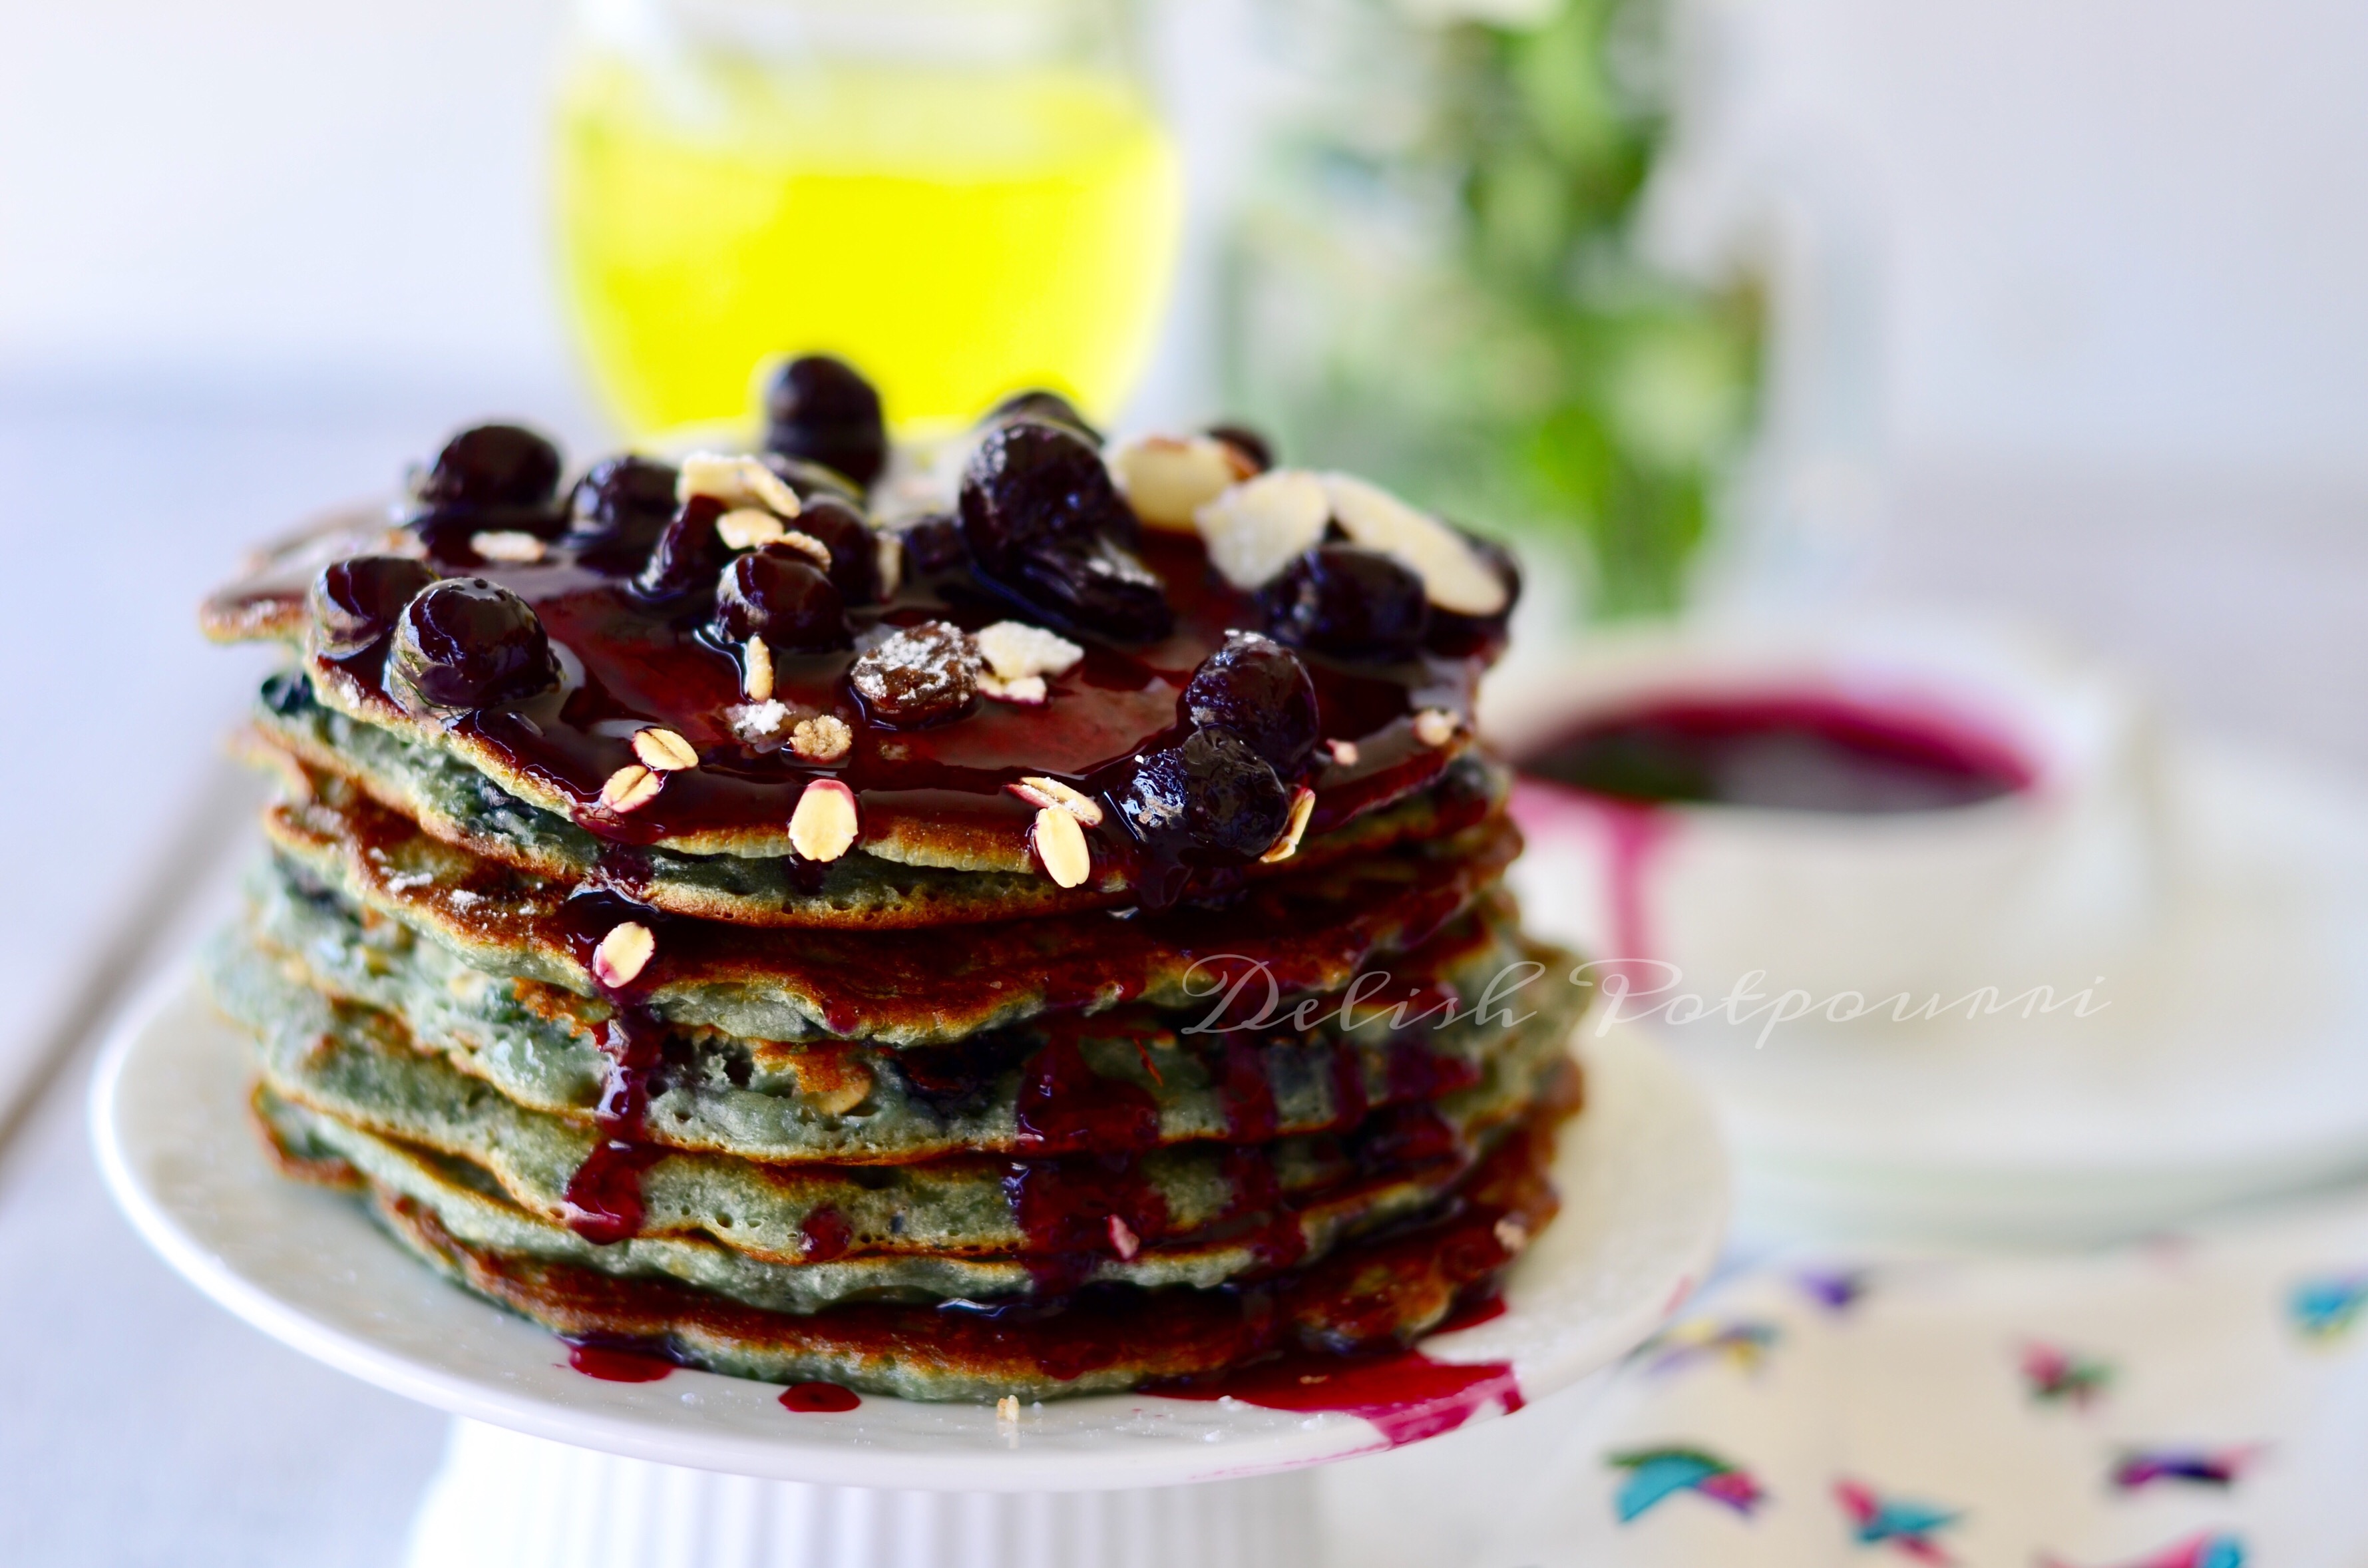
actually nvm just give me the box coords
[1486,621,2163,1012]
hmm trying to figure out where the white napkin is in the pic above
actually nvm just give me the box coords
[1480,1191,2368,1567]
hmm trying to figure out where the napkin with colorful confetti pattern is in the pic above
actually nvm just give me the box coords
[1478,1189,2368,1567]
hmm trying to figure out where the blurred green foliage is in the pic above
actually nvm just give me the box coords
[1224,0,1762,618]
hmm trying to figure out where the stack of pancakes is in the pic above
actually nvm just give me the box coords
[200,377,1589,1402]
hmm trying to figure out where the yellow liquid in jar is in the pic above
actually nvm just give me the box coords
[555,52,1183,438]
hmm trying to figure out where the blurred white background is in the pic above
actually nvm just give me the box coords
[1,0,2365,1559]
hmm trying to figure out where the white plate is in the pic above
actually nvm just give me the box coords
[90,968,1726,1491]
[1523,741,2368,1242]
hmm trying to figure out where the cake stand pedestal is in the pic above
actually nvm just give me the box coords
[405,1418,1318,1568]
[92,970,1724,1568]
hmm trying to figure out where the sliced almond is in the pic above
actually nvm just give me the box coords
[1259,786,1317,864]
[1327,738,1360,767]
[591,922,655,990]
[1008,775,1104,827]
[470,530,546,564]
[793,1052,874,1117]
[678,453,803,518]
[978,673,1047,705]
[743,636,774,702]
[632,727,699,772]
[1493,1215,1531,1255]
[1319,473,1507,616]
[777,529,833,571]
[1193,469,1330,590]
[790,713,853,764]
[1412,708,1460,747]
[599,763,663,814]
[973,620,1084,683]
[996,1395,1021,1424]
[789,777,860,863]
[715,507,788,550]
[1031,803,1093,888]
[1106,1214,1142,1261]
[1109,433,1256,532]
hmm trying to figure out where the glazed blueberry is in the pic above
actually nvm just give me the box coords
[419,424,564,513]
[960,421,1171,640]
[1205,423,1275,474]
[390,577,559,711]
[634,496,731,606]
[849,621,980,727]
[1003,534,1172,643]
[1183,632,1320,773]
[961,421,1131,560]
[982,389,1101,445]
[790,494,880,603]
[1119,727,1291,859]
[1424,528,1521,658]
[764,356,888,488]
[568,456,679,547]
[1262,544,1430,662]
[307,555,439,657]
[893,512,967,576]
[711,547,849,652]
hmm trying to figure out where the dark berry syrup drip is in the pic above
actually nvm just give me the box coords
[1158,1346,1521,1449]
[1012,1035,1163,1155]
[779,1382,861,1413]
[798,1206,853,1262]
[558,890,674,1245]
[565,1335,678,1382]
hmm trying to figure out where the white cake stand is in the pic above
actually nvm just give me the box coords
[91,968,1726,1568]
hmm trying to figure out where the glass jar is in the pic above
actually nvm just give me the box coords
[555,0,1182,439]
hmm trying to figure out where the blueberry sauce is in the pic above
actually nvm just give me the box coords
[779,1382,861,1413]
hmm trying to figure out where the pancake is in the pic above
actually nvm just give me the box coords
[202,499,1503,919]
[260,765,1524,1046]
[228,960,1569,1273]
[266,1061,1578,1402]
[232,859,1583,1163]
[242,671,1502,928]
[198,391,1579,1404]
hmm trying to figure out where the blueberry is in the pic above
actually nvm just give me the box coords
[1205,423,1274,474]
[634,496,731,606]
[419,424,564,512]
[982,389,1100,445]
[1424,528,1521,658]
[849,621,980,727]
[568,456,678,549]
[1003,534,1173,643]
[1119,727,1290,859]
[1262,544,1430,662]
[960,421,1130,559]
[711,547,849,652]
[259,670,312,717]
[959,421,1171,640]
[892,512,966,576]
[308,556,439,657]
[790,495,880,603]
[1183,632,1319,773]
[390,578,560,711]
[764,356,888,487]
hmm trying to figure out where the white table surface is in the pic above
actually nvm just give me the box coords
[4,383,2367,1563]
